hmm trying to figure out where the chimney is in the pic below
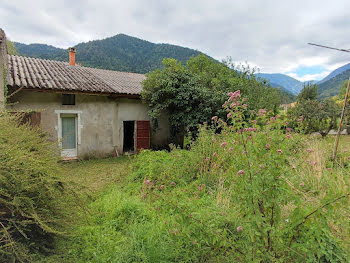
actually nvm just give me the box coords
[69,47,76,66]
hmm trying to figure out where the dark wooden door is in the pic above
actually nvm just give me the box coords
[136,120,150,151]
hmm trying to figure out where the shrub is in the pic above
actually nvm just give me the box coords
[0,113,65,262]
[70,91,349,262]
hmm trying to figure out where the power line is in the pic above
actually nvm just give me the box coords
[308,43,350,53]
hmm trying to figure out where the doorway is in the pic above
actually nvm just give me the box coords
[123,121,135,152]
[61,115,77,157]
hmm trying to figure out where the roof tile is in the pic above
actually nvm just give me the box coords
[6,55,146,95]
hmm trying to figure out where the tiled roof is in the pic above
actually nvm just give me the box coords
[6,55,146,95]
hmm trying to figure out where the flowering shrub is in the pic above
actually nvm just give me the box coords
[131,91,349,262]
[71,91,350,262]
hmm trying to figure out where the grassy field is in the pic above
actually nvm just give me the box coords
[34,156,134,262]
[35,135,350,262]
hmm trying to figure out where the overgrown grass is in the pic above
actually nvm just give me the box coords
[33,156,133,263]
[57,132,349,263]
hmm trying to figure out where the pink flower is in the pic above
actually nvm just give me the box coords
[160,184,165,190]
[306,148,313,153]
[205,157,210,162]
[286,134,291,139]
[270,117,276,122]
[299,182,305,187]
[229,147,233,151]
[144,180,151,185]
[277,149,283,154]
[211,116,218,121]
[227,112,232,118]
[213,152,217,157]
[237,170,245,175]
[251,119,257,124]
[220,142,227,147]
[313,161,317,166]
[171,181,176,186]
[258,109,267,116]
[237,226,243,233]
[212,137,216,142]
[227,92,234,97]
[286,127,293,132]
[174,229,179,235]
[243,104,247,108]
[285,122,289,125]
[265,143,270,149]
[292,165,296,169]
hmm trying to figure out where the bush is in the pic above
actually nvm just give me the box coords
[0,113,65,262]
[70,91,350,262]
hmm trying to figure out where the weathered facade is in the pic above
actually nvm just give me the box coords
[1,30,170,158]
[0,29,7,110]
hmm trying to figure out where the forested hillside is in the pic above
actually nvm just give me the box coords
[318,68,350,98]
[14,34,202,73]
[256,73,303,95]
[318,62,350,84]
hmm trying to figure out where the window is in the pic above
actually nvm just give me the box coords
[62,94,75,105]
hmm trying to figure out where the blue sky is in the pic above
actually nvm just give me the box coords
[286,65,329,81]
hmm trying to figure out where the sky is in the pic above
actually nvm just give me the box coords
[1,0,350,81]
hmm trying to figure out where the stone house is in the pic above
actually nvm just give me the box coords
[0,29,170,159]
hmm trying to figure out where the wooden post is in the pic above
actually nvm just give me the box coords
[332,77,350,165]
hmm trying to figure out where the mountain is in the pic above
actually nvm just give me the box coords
[256,73,303,95]
[317,63,350,85]
[318,68,350,98]
[14,34,202,73]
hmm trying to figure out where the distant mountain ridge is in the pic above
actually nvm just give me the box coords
[14,34,202,74]
[317,63,350,85]
[256,73,304,95]
[14,34,350,98]
[318,68,350,98]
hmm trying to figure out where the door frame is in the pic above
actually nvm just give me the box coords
[61,115,78,157]
[55,110,83,158]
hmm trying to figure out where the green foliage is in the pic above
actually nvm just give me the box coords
[297,83,318,101]
[6,39,18,55]
[69,92,349,262]
[319,68,350,98]
[288,84,340,136]
[14,34,202,73]
[142,55,282,143]
[276,87,296,104]
[0,113,65,262]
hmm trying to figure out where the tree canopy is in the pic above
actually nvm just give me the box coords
[288,84,340,136]
[142,54,282,144]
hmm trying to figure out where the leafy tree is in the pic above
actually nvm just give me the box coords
[288,85,340,136]
[142,58,204,145]
[142,55,283,145]
[297,83,318,101]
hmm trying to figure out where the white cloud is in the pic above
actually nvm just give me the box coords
[1,0,350,76]
[287,71,331,82]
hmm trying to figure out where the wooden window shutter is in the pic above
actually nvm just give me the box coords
[136,120,150,151]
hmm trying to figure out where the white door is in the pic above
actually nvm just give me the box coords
[61,116,77,157]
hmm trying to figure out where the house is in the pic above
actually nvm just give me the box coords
[0,29,170,159]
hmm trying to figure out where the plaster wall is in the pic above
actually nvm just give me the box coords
[8,90,170,157]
